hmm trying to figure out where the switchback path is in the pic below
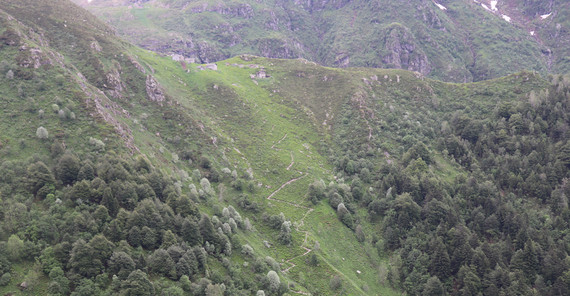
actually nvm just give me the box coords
[265,172,315,295]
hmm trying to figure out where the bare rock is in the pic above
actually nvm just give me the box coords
[145,75,165,103]
[90,40,102,52]
[105,68,125,99]
[382,24,431,75]
[18,46,51,69]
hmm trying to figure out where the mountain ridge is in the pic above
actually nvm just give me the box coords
[72,0,569,82]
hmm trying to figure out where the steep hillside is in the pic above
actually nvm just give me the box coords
[0,1,569,296]
[73,0,568,82]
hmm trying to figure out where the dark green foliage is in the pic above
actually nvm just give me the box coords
[336,203,354,230]
[88,234,115,267]
[175,250,198,279]
[121,270,155,296]
[148,249,176,279]
[127,226,143,248]
[101,187,119,217]
[68,239,103,278]
[0,272,11,287]
[57,153,80,185]
[108,251,136,280]
[49,267,70,295]
[402,142,432,165]
[330,275,342,291]
[27,161,55,196]
[428,238,450,279]
[181,218,203,247]
[198,214,218,247]
[77,160,95,181]
[71,279,101,296]
[423,276,444,296]
[141,226,158,250]
[277,221,292,245]
[68,180,92,204]
[307,180,326,204]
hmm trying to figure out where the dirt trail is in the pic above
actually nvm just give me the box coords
[286,152,295,170]
[266,172,316,295]
[271,133,287,149]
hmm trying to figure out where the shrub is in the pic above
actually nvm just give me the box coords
[277,221,292,245]
[0,273,11,286]
[241,244,254,257]
[89,137,105,151]
[330,275,342,290]
[36,126,49,139]
[267,270,280,291]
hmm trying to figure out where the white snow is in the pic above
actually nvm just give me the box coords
[490,1,498,11]
[434,2,447,10]
[87,0,93,3]
[481,4,492,12]
[502,15,511,22]
[530,31,535,36]
[541,13,552,20]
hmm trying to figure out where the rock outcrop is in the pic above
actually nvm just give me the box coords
[145,75,165,103]
[382,25,431,75]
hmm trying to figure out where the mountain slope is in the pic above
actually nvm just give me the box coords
[73,0,568,82]
[0,0,569,295]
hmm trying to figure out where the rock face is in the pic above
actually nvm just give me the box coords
[106,68,125,99]
[18,45,51,69]
[145,75,165,103]
[382,25,430,75]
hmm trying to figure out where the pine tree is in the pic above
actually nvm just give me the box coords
[27,161,55,196]
[108,251,135,280]
[101,187,119,217]
[182,218,203,246]
[423,276,445,296]
[148,249,176,279]
[57,153,80,185]
[429,238,451,279]
[121,270,155,296]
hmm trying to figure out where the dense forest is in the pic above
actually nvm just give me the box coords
[320,74,570,295]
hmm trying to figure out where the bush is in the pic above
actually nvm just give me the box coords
[267,270,280,292]
[330,275,342,290]
[0,273,11,286]
[89,137,105,151]
[36,126,49,139]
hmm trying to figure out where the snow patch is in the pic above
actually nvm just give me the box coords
[502,15,511,22]
[433,1,447,10]
[490,0,498,11]
[481,4,492,12]
[541,13,552,20]
[87,0,93,3]
[530,31,535,36]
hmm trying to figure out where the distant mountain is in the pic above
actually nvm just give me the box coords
[72,0,569,82]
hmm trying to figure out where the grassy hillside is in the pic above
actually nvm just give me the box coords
[74,0,568,82]
[0,0,569,295]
